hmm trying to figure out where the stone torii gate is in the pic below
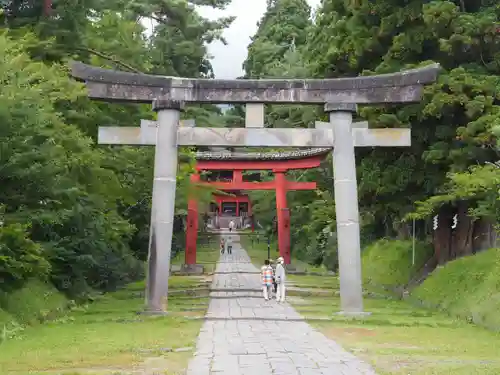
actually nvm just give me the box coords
[71,61,439,314]
[99,120,372,267]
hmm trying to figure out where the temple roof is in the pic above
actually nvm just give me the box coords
[195,148,331,161]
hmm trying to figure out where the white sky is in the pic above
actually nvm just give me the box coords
[198,0,321,79]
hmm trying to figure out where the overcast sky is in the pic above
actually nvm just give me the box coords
[198,0,321,79]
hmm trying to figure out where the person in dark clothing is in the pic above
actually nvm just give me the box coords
[271,260,277,294]
[226,235,233,254]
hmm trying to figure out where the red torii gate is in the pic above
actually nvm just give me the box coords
[185,149,330,265]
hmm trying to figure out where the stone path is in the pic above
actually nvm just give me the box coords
[186,235,378,375]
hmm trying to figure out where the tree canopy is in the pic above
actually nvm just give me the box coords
[245,0,499,268]
[0,0,232,297]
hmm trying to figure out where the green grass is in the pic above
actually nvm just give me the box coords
[0,308,14,324]
[287,274,339,289]
[0,279,69,343]
[125,276,211,292]
[241,235,325,272]
[0,276,209,375]
[0,308,16,333]
[411,247,500,331]
[171,236,221,273]
[362,239,433,291]
[288,273,500,375]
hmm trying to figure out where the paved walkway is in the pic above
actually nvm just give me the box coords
[186,235,377,375]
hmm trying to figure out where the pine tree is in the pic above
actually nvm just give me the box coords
[306,0,500,260]
[243,0,312,78]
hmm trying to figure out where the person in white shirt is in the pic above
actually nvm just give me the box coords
[275,256,286,302]
[228,220,235,232]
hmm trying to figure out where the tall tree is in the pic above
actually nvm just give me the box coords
[243,0,312,78]
[240,0,342,266]
[305,0,500,260]
[0,33,142,296]
[0,0,235,295]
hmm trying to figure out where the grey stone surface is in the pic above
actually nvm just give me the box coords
[98,126,411,148]
[324,103,357,112]
[328,108,364,313]
[178,128,335,147]
[195,148,331,161]
[70,61,440,104]
[316,120,368,129]
[186,235,378,375]
[144,104,180,312]
[179,264,205,275]
[245,103,265,128]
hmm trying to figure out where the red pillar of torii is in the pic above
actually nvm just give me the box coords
[185,149,329,265]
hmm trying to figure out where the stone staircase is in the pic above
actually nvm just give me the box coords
[218,216,242,229]
[205,215,253,230]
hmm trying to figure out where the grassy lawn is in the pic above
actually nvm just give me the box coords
[0,276,210,375]
[240,234,325,272]
[171,234,220,273]
[287,274,339,289]
[289,274,500,375]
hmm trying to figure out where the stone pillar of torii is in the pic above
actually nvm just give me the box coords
[71,61,440,314]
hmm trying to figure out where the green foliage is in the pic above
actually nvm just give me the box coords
[0,308,16,332]
[408,163,500,221]
[0,279,68,326]
[305,0,500,234]
[412,248,500,331]
[288,190,338,269]
[243,0,317,131]
[244,0,312,78]
[0,32,144,297]
[0,224,50,292]
[243,1,333,268]
[239,0,500,268]
[362,239,433,289]
[0,0,232,304]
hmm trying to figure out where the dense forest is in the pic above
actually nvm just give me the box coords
[0,0,231,299]
[245,0,500,270]
[0,0,499,304]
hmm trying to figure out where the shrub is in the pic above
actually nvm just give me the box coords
[0,309,22,343]
[0,279,68,326]
[0,308,16,329]
[0,223,50,292]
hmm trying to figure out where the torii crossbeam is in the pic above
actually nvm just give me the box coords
[71,62,439,104]
[72,61,440,315]
[99,119,411,148]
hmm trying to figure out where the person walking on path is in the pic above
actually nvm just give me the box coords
[228,219,235,232]
[226,235,233,254]
[271,260,278,294]
[261,259,273,301]
[275,256,286,302]
[220,237,225,254]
